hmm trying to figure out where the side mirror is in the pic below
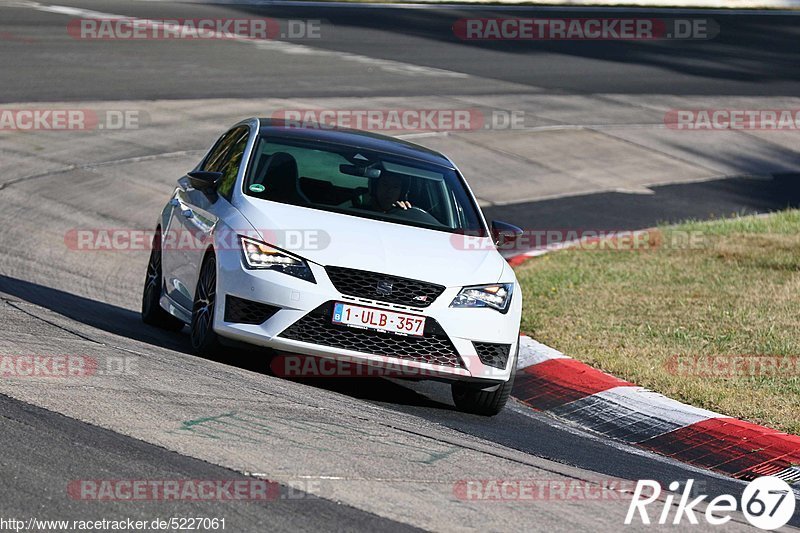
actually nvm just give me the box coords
[491,220,523,247]
[187,171,222,192]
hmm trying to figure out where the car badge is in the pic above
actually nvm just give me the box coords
[376,280,393,296]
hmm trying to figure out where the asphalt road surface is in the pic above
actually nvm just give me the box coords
[0,0,798,531]
[2,0,800,101]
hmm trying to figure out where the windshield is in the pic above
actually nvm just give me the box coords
[243,136,486,235]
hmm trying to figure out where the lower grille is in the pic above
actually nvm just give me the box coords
[224,295,280,325]
[278,302,464,368]
[473,342,511,369]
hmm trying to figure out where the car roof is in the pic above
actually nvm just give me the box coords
[255,118,456,169]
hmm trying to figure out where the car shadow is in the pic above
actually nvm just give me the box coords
[0,274,454,411]
[0,274,192,354]
[279,376,452,410]
[484,172,800,235]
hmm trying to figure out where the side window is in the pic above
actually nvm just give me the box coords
[217,129,250,201]
[202,129,239,172]
[201,127,250,202]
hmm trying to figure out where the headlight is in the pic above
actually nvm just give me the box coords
[450,283,513,313]
[240,236,316,283]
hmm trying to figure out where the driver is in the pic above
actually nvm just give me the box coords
[369,174,412,212]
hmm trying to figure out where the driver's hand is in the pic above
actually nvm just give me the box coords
[395,200,412,210]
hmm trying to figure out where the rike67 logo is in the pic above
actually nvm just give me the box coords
[625,477,796,530]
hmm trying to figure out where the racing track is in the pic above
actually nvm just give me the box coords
[0,0,799,530]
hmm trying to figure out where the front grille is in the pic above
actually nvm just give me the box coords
[224,295,280,325]
[278,302,464,368]
[325,266,445,308]
[473,342,511,369]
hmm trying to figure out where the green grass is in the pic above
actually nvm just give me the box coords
[516,210,800,434]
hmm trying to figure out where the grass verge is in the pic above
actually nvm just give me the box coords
[516,209,800,434]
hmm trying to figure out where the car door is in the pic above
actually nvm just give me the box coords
[169,126,251,310]
[161,127,243,311]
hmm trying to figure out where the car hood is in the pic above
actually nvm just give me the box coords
[236,197,505,287]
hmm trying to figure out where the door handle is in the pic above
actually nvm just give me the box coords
[180,209,194,218]
[169,198,180,207]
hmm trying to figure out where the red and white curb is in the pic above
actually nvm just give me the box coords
[504,229,653,268]
[513,335,800,486]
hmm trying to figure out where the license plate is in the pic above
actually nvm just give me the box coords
[332,302,426,337]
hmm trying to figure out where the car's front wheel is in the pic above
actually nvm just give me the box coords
[141,229,185,331]
[190,252,223,356]
[452,343,518,416]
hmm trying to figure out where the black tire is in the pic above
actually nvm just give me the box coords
[141,230,185,331]
[452,342,518,416]
[190,253,223,356]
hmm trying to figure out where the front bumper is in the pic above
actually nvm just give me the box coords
[214,247,522,383]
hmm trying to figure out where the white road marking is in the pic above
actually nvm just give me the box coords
[4,0,469,78]
[132,0,800,15]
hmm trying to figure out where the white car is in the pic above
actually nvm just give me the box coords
[142,118,523,415]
